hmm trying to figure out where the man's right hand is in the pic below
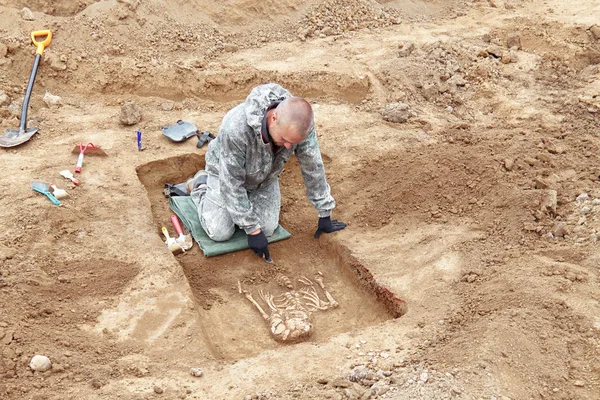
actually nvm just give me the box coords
[248,229,271,262]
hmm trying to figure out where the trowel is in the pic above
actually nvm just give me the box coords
[0,30,52,148]
[31,181,60,205]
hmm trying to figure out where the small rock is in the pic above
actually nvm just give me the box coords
[29,355,51,372]
[120,101,142,125]
[419,372,429,383]
[91,379,104,389]
[585,50,600,65]
[223,44,239,53]
[503,158,514,171]
[50,59,67,71]
[349,366,370,383]
[539,190,557,214]
[398,42,415,57]
[161,101,174,111]
[506,33,521,49]
[534,177,550,189]
[573,380,585,387]
[382,102,412,123]
[590,25,600,41]
[190,368,203,377]
[552,223,568,238]
[546,143,565,154]
[43,92,62,108]
[317,378,328,384]
[21,7,35,21]
[447,74,467,86]
[422,84,439,101]
[7,100,22,117]
[0,91,10,107]
[576,193,589,203]
[0,43,7,58]
[153,386,163,394]
[371,381,390,396]
[331,377,351,388]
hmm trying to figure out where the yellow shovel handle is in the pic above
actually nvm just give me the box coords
[31,30,52,55]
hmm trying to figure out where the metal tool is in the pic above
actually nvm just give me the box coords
[71,143,108,173]
[170,215,193,251]
[31,181,60,205]
[0,30,52,148]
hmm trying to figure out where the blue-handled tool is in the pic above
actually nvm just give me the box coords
[136,130,143,151]
[31,181,61,206]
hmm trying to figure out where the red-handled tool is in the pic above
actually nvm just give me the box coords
[72,143,108,173]
[170,215,193,251]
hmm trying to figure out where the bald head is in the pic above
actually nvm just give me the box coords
[275,96,314,138]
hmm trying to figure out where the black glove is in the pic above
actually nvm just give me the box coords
[314,216,347,238]
[248,230,271,261]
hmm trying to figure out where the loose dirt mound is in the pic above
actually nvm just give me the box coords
[0,0,599,399]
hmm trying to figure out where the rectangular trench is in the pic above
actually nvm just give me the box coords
[136,153,407,361]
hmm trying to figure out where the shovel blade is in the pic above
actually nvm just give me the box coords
[0,127,38,148]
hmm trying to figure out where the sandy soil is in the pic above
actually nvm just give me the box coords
[1,0,599,399]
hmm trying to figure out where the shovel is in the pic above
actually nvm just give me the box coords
[31,181,60,205]
[0,30,52,148]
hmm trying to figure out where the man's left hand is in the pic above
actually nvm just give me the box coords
[314,216,347,238]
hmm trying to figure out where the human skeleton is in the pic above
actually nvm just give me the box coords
[238,272,339,343]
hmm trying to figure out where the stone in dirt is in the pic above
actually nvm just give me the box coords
[506,33,521,49]
[153,386,163,394]
[539,190,557,214]
[590,25,600,41]
[120,101,142,125]
[161,101,174,111]
[534,177,550,189]
[21,7,35,21]
[0,90,10,107]
[552,223,568,238]
[398,42,415,57]
[7,100,21,117]
[0,43,7,58]
[29,355,51,372]
[190,368,203,377]
[383,102,413,123]
[43,92,62,108]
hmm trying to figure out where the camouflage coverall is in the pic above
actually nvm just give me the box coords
[191,83,336,241]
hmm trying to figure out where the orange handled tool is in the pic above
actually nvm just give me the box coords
[0,30,53,147]
[31,30,52,55]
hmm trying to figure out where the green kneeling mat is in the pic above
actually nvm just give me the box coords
[169,196,291,257]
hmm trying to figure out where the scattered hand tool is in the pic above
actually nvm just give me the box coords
[0,30,52,148]
[31,181,60,205]
[72,143,108,173]
[136,130,144,151]
[161,120,215,148]
[59,169,79,185]
[162,227,183,254]
[170,215,193,251]
[49,183,68,200]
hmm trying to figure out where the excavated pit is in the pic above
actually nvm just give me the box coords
[137,153,406,361]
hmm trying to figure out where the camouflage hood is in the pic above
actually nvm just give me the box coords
[243,83,291,136]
